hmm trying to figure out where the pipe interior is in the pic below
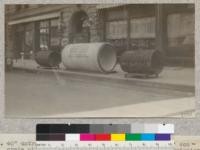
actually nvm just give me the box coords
[98,45,117,72]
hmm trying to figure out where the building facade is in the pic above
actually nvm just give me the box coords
[5,4,195,66]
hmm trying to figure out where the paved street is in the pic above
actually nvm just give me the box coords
[5,70,194,118]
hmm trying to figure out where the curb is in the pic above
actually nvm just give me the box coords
[10,67,195,93]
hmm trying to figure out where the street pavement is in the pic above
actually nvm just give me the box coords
[14,59,195,87]
[5,70,194,118]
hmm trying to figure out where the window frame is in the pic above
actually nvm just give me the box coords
[165,6,195,58]
[38,18,60,51]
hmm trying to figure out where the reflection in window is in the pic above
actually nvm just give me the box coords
[39,21,49,50]
[50,19,60,50]
[24,23,34,58]
[106,20,127,39]
[167,13,194,48]
[39,19,60,51]
[130,17,155,39]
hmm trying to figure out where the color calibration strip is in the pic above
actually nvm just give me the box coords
[64,133,171,141]
[36,124,174,141]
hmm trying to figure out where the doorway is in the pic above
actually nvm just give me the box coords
[69,10,90,43]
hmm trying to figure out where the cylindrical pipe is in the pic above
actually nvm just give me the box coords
[61,43,117,73]
[120,50,164,75]
[35,51,61,67]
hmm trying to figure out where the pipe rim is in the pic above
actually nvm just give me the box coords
[97,43,117,73]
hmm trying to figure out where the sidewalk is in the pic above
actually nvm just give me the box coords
[11,59,195,92]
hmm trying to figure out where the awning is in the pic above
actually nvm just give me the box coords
[8,12,60,25]
[96,4,126,9]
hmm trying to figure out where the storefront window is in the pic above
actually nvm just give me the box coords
[104,5,156,52]
[25,24,34,48]
[130,16,156,49]
[130,17,155,39]
[167,13,194,48]
[39,21,49,50]
[39,19,60,51]
[14,25,24,59]
[50,19,60,50]
[106,8,127,20]
[106,20,127,39]
[24,23,34,58]
[105,7,128,55]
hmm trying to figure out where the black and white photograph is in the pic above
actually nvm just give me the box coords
[5,4,195,118]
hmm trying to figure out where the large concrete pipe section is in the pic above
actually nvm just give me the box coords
[119,49,164,76]
[35,51,61,67]
[61,43,117,73]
